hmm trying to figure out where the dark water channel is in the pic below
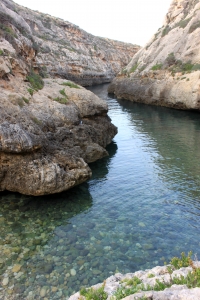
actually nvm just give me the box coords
[1,84,200,299]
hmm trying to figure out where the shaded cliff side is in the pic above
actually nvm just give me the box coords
[0,0,140,86]
[108,0,200,110]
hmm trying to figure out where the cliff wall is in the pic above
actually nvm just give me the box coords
[108,0,200,110]
[0,0,140,86]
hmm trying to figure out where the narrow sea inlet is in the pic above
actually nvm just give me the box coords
[1,84,200,299]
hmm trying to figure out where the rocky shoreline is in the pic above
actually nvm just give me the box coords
[69,262,200,300]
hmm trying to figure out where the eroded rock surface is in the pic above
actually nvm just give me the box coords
[108,0,200,110]
[0,78,117,195]
[0,0,140,86]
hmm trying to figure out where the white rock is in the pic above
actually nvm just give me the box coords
[40,286,47,297]
[2,277,9,286]
[70,269,76,276]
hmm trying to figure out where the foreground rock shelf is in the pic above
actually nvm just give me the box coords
[69,262,200,300]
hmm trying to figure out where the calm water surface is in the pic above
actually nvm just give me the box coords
[1,84,200,299]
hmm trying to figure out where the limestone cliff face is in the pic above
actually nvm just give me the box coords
[0,0,140,86]
[108,0,200,110]
[0,0,124,195]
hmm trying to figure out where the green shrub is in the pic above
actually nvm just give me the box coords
[162,25,171,37]
[147,273,155,278]
[53,88,68,105]
[121,277,142,286]
[181,62,194,72]
[154,279,170,291]
[0,49,4,56]
[176,17,192,29]
[62,81,80,88]
[80,285,107,300]
[169,60,200,74]
[26,71,44,90]
[172,267,200,288]
[151,63,163,70]
[22,97,29,104]
[166,53,176,66]
[27,88,34,96]
[59,88,67,97]
[0,23,16,46]
[53,97,68,104]
[129,64,138,73]
[189,21,200,33]
[192,64,200,71]
[113,286,140,300]
[170,251,192,269]
[0,25,16,37]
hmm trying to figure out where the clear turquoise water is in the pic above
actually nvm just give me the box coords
[1,84,200,299]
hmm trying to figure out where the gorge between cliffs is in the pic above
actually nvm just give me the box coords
[1,0,200,299]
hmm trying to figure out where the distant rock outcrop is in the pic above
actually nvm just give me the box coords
[0,0,140,86]
[108,0,200,110]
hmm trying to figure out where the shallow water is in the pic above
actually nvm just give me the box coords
[1,84,200,299]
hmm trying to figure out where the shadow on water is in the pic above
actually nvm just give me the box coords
[89,141,118,180]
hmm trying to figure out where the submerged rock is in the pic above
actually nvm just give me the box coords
[108,0,200,110]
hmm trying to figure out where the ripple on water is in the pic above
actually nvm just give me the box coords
[1,84,200,298]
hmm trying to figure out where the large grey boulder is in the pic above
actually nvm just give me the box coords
[0,78,117,195]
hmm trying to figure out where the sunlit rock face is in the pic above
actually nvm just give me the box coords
[0,0,123,195]
[108,0,200,110]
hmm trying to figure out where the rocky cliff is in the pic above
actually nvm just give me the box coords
[0,0,140,86]
[108,0,200,110]
[0,0,128,196]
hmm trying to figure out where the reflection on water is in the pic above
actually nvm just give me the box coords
[1,84,200,299]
